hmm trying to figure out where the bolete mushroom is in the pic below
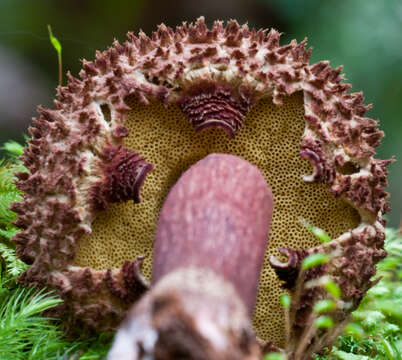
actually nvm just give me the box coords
[108,153,273,359]
[11,18,391,348]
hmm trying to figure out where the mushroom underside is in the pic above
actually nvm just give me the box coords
[73,92,360,346]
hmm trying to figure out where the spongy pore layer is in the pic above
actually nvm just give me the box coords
[73,92,360,346]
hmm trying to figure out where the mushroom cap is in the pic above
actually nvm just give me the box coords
[11,18,390,345]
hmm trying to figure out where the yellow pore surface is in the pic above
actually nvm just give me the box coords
[73,92,360,345]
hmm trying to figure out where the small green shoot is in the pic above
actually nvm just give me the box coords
[330,350,370,359]
[301,253,330,270]
[380,337,396,360]
[315,315,334,329]
[314,299,336,313]
[265,353,287,360]
[1,141,24,157]
[301,219,332,243]
[47,25,63,86]
[343,323,365,339]
[323,279,341,299]
[280,293,291,309]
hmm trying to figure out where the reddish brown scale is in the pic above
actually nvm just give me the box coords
[112,125,130,138]
[90,146,154,211]
[179,84,254,138]
[105,256,150,302]
[300,138,336,184]
[269,248,307,290]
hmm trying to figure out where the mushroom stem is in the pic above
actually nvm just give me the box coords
[108,153,274,360]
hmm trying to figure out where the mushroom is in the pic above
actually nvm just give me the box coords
[108,153,273,359]
[11,17,391,348]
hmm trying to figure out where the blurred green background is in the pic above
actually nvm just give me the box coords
[0,0,400,226]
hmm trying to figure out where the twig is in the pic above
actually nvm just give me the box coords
[47,25,63,86]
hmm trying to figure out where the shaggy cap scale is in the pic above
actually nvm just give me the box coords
[12,18,390,347]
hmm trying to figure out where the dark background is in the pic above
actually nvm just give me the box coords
[1,0,401,226]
